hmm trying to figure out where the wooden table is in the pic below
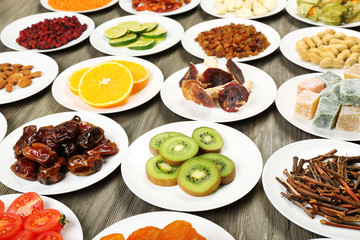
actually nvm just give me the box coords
[0,1,329,239]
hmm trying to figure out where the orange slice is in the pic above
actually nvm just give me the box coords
[78,62,133,108]
[67,67,91,95]
[110,60,150,94]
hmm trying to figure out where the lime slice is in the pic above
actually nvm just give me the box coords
[117,21,140,28]
[128,37,156,50]
[109,33,138,47]
[128,25,148,34]
[140,22,159,32]
[142,27,167,39]
[104,25,128,39]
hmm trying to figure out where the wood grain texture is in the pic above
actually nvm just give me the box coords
[0,1,329,239]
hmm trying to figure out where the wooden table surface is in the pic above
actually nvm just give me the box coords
[0,1,338,239]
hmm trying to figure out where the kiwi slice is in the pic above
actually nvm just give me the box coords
[192,127,224,153]
[177,157,221,196]
[145,155,178,186]
[200,153,235,185]
[159,135,199,166]
[149,132,184,155]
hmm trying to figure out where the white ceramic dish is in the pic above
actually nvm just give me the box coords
[280,26,360,73]
[0,12,95,52]
[276,73,360,141]
[52,56,163,114]
[90,14,184,57]
[40,0,118,13]
[200,0,287,19]
[160,62,276,122]
[119,0,201,16]
[181,18,280,62]
[1,193,83,239]
[0,111,128,195]
[0,51,59,104]
[0,112,7,142]
[262,139,360,240]
[286,0,360,28]
[121,121,263,212]
[92,211,235,240]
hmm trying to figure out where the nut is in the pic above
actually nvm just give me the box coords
[21,65,33,70]
[0,80,6,89]
[30,71,42,78]
[18,78,32,88]
[5,83,13,92]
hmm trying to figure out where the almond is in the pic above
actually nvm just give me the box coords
[5,83,13,92]
[30,71,42,78]
[4,70,13,77]
[12,67,20,73]
[0,80,6,90]
[0,65,11,71]
[7,73,22,84]
[21,65,33,70]
[0,73,7,79]
[18,78,32,88]
[20,69,31,76]
[12,64,23,68]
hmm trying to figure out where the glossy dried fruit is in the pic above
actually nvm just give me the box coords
[68,154,104,176]
[13,125,38,158]
[37,157,67,185]
[85,139,119,156]
[22,143,58,165]
[127,226,161,240]
[11,157,39,181]
[156,220,203,240]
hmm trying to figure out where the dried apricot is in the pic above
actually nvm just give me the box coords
[156,220,203,240]
[100,233,125,240]
[127,226,161,240]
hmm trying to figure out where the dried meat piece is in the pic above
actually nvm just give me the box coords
[218,82,249,112]
[200,68,233,88]
[226,58,244,84]
[179,62,198,87]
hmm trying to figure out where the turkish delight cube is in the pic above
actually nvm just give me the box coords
[313,97,341,129]
[316,71,342,87]
[295,90,320,120]
[340,78,360,106]
[320,83,341,100]
[297,77,325,94]
[344,64,360,79]
[336,105,360,132]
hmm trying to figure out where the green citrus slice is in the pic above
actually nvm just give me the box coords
[109,33,138,47]
[104,25,128,39]
[141,22,159,32]
[142,27,167,39]
[128,37,156,50]
[128,25,148,34]
[117,21,140,28]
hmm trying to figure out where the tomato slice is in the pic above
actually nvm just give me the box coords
[12,229,35,240]
[24,209,66,234]
[0,212,23,240]
[35,231,63,240]
[7,192,44,219]
[0,200,4,214]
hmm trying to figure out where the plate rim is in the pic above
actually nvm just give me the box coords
[0,112,7,142]
[160,62,277,122]
[0,11,95,53]
[89,14,184,57]
[181,18,280,62]
[0,51,59,104]
[200,0,287,19]
[51,55,164,114]
[121,120,263,212]
[40,0,119,13]
[262,139,360,240]
[0,111,129,195]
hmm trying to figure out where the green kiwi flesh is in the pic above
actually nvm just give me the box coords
[145,155,179,186]
[159,135,199,166]
[192,127,224,153]
[200,153,235,185]
[149,132,184,155]
[177,157,221,196]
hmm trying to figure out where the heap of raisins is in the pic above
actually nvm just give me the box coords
[16,16,88,50]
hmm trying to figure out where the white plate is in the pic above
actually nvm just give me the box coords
[276,73,360,141]
[90,15,184,57]
[0,12,95,52]
[121,121,262,211]
[200,0,286,19]
[181,18,280,62]
[286,0,360,28]
[160,62,276,122]
[280,26,360,73]
[1,194,83,239]
[0,112,7,142]
[92,211,235,240]
[262,139,360,240]
[119,0,201,16]
[0,111,128,195]
[52,56,163,114]
[0,51,59,104]
[40,0,118,13]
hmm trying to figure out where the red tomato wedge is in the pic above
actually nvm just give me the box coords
[0,212,23,240]
[35,231,63,240]
[0,200,4,214]
[12,229,35,240]
[7,192,44,219]
[24,209,66,234]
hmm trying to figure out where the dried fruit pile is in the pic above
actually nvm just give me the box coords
[0,63,42,92]
[11,115,119,185]
[132,0,191,13]
[48,0,112,11]
[16,16,88,50]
